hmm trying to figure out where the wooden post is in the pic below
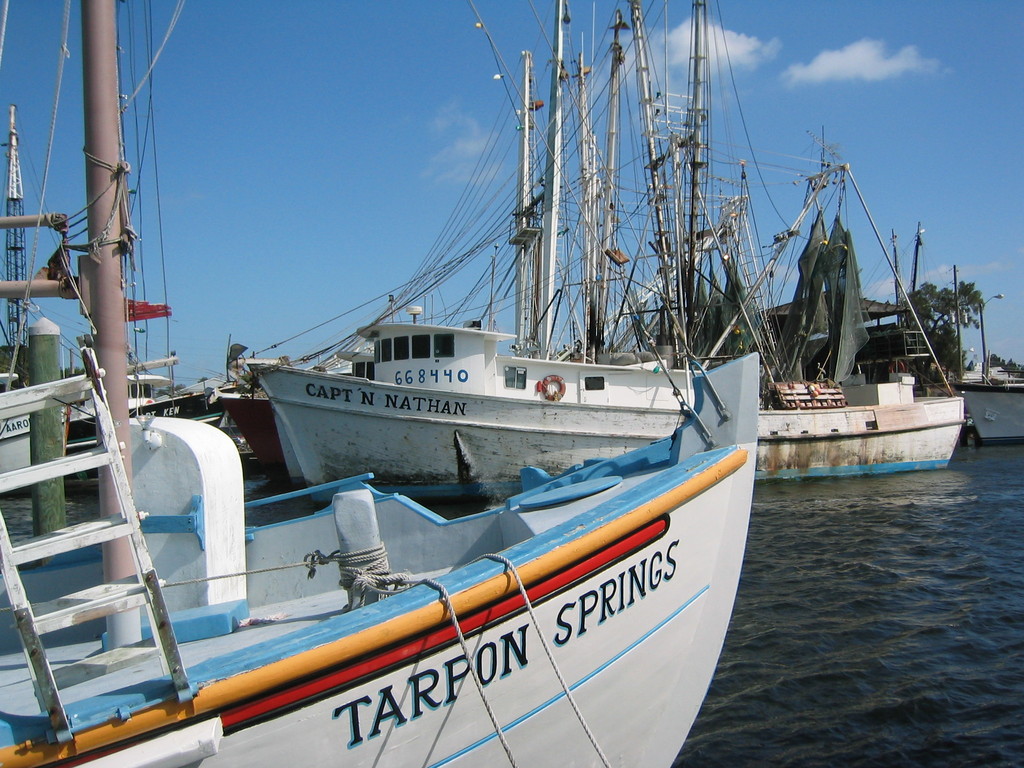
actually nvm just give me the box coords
[28,318,66,537]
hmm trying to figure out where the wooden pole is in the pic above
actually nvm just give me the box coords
[28,318,66,538]
[80,0,139,646]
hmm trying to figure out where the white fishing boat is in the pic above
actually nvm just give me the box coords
[0,360,229,474]
[64,359,230,455]
[0,347,758,767]
[0,2,757,765]
[258,0,962,493]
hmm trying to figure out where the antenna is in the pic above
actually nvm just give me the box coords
[4,105,25,348]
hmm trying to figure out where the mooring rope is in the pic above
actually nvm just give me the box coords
[479,553,612,768]
[418,575,520,767]
[304,546,412,610]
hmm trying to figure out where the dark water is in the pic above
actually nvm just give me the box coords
[675,444,1024,767]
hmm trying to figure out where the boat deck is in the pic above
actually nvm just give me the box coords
[0,587,350,746]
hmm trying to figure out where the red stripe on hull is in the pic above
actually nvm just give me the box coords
[220,518,668,729]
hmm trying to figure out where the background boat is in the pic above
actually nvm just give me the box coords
[257,0,962,494]
[955,379,1024,445]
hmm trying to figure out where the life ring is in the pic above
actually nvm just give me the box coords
[537,374,566,402]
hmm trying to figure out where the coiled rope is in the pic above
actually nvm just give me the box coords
[304,545,412,611]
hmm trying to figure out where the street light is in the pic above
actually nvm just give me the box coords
[980,293,1004,382]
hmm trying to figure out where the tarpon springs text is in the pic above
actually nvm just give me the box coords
[332,540,680,748]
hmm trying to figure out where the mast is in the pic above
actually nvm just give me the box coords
[590,10,629,362]
[683,0,710,341]
[953,264,963,382]
[577,52,599,361]
[910,222,923,293]
[891,229,901,310]
[629,0,678,357]
[511,50,541,352]
[80,0,138,646]
[536,0,568,358]
[4,105,25,348]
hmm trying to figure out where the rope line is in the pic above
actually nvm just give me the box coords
[121,0,187,111]
[479,553,612,767]
[419,575,520,767]
[304,546,412,611]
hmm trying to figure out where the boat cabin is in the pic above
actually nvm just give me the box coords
[357,321,688,410]
[127,372,172,404]
[359,322,513,396]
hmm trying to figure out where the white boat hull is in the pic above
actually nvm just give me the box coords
[757,396,965,478]
[957,383,1024,444]
[0,420,30,473]
[263,366,680,487]
[0,353,759,767]
[260,365,963,488]
[198,457,753,767]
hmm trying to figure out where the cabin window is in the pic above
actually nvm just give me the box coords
[393,336,410,361]
[411,334,431,359]
[352,362,375,379]
[434,333,455,358]
[504,366,527,390]
[584,376,605,391]
[376,338,392,363]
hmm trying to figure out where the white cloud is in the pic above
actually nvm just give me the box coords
[424,102,490,184]
[666,18,781,74]
[783,39,939,86]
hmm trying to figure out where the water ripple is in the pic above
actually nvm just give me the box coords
[676,445,1024,767]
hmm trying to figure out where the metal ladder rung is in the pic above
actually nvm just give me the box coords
[52,646,164,690]
[0,446,117,495]
[9,516,132,566]
[32,580,150,634]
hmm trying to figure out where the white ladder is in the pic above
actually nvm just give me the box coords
[0,350,191,743]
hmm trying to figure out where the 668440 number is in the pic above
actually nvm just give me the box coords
[394,368,469,385]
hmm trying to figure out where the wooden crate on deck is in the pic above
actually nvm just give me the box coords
[768,381,847,410]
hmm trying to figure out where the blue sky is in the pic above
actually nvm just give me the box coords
[1,1,1021,383]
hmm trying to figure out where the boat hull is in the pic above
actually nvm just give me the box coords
[259,366,685,488]
[757,396,965,478]
[956,383,1024,445]
[260,365,963,488]
[0,417,30,474]
[65,389,226,453]
[202,455,752,767]
[220,394,288,470]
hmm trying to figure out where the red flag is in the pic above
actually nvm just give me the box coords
[127,299,172,321]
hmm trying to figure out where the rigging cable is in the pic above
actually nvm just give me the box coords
[120,0,175,368]
[5,0,82,382]
[464,0,527,120]
[120,0,186,112]
[0,0,8,75]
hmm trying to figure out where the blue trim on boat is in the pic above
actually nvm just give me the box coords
[188,445,737,683]
[757,458,949,480]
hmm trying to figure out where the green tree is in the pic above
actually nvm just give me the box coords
[908,280,983,376]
